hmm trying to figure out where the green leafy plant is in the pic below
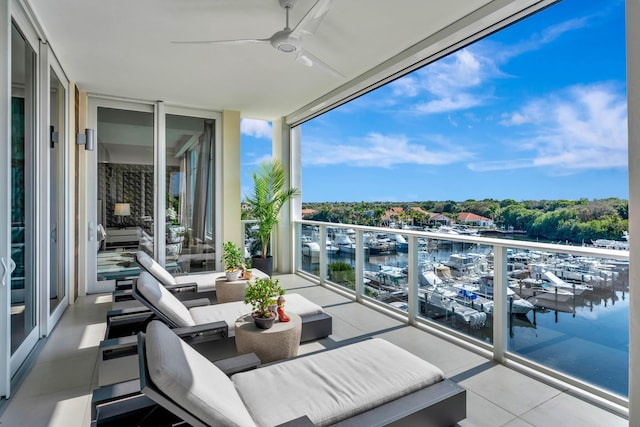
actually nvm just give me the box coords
[244,277,285,318]
[222,241,245,272]
[245,160,300,259]
[328,261,353,272]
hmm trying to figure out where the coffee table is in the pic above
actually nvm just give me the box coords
[235,312,302,364]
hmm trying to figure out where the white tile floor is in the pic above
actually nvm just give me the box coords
[0,274,629,427]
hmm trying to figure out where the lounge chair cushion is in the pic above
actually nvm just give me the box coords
[232,338,445,427]
[137,250,270,292]
[137,271,196,327]
[136,251,179,285]
[188,293,325,337]
[173,271,225,292]
[189,301,251,337]
[145,321,257,427]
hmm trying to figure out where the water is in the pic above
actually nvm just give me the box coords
[304,243,630,397]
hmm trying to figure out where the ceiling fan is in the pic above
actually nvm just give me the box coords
[173,0,343,78]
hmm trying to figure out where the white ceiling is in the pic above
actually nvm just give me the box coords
[26,0,548,121]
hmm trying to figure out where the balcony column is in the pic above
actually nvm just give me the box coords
[627,0,639,423]
[221,110,242,268]
[272,118,295,273]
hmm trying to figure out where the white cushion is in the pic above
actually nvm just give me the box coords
[174,271,225,292]
[188,293,324,337]
[233,338,444,427]
[137,271,195,327]
[280,293,324,317]
[136,251,178,285]
[145,321,257,427]
[189,301,252,337]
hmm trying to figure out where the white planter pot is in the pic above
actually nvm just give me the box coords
[225,269,242,282]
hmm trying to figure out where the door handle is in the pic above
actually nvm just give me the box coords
[1,257,8,287]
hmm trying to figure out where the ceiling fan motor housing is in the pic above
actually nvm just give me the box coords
[271,30,301,52]
[279,0,299,9]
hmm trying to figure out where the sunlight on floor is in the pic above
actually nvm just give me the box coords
[79,323,107,349]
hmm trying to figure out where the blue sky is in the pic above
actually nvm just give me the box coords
[241,0,627,203]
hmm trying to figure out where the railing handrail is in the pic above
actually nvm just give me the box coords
[295,219,629,261]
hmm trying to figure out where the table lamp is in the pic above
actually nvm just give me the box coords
[114,203,131,229]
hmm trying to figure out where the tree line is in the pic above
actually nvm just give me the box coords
[301,198,628,244]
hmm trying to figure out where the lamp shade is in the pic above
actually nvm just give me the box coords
[114,203,131,216]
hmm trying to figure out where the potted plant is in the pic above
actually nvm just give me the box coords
[244,277,285,329]
[222,241,245,281]
[245,160,300,276]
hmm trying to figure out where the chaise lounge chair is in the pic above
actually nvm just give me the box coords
[99,270,332,386]
[106,271,332,342]
[91,320,466,426]
[111,250,270,309]
[134,250,269,293]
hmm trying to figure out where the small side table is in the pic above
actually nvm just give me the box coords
[215,269,271,303]
[215,278,249,303]
[235,313,302,364]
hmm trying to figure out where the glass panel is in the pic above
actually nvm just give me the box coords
[49,67,65,311]
[10,22,37,353]
[506,248,629,396]
[96,107,154,282]
[165,115,216,273]
[414,239,493,341]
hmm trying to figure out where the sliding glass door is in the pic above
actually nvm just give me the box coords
[86,101,220,293]
[9,20,39,377]
[45,53,69,330]
[165,111,217,273]
[87,99,155,293]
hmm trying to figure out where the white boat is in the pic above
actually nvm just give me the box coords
[419,288,487,328]
[301,241,320,263]
[511,278,575,303]
[533,269,592,295]
[592,231,629,250]
[443,253,489,277]
[326,239,339,256]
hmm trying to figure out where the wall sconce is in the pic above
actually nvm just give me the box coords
[77,128,95,151]
[114,203,131,229]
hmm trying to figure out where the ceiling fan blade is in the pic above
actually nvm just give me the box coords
[296,49,344,78]
[292,0,332,36]
[172,38,270,45]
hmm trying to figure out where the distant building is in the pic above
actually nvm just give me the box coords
[381,207,406,226]
[458,212,493,227]
[301,208,318,218]
[428,213,451,226]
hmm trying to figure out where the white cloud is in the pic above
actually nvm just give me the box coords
[240,119,272,139]
[390,16,589,116]
[302,132,473,168]
[475,83,628,172]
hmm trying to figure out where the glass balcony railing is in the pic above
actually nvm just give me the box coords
[295,220,629,405]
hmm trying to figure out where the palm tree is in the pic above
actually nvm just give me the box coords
[246,160,300,267]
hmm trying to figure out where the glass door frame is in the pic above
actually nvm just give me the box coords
[1,0,48,397]
[39,42,70,335]
[85,96,156,294]
[163,104,222,271]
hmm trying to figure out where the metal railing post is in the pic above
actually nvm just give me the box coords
[355,229,364,302]
[407,236,419,325]
[319,225,327,284]
[493,244,507,363]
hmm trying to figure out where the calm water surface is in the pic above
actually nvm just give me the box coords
[308,243,629,397]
